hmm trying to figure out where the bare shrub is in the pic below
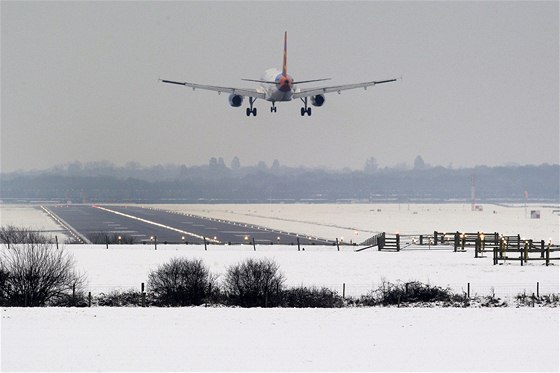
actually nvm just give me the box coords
[0,243,86,306]
[95,289,152,307]
[223,258,285,307]
[357,281,461,306]
[148,258,216,306]
[282,286,344,308]
[86,232,135,244]
[0,225,53,245]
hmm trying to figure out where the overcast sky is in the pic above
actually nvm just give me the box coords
[1,1,558,172]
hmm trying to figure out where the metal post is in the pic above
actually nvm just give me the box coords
[467,282,470,298]
[88,292,92,307]
[343,283,346,299]
[297,237,300,251]
[204,237,208,251]
[396,234,400,252]
[434,231,438,246]
[252,237,256,251]
[55,235,59,249]
[336,238,340,251]
[537,282,539,298]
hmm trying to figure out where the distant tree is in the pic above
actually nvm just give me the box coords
[271,159,280,171]
[364,157,378,174]
[218,157,226,168]
[231,156,241,170]
[414,155,427,170]
[209,157,218,168]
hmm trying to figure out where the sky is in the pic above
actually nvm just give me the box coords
[1,1,558,172]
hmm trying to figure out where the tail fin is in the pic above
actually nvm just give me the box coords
[282,31,287,77]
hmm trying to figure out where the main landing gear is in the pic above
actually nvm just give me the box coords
[271,102,277,113]
[246,97,257,116]
[300,97,312,116]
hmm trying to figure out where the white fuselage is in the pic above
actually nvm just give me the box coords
[259,68,296,102]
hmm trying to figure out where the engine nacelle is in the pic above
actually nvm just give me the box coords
[311,94,325,107]
[228,94,244,107]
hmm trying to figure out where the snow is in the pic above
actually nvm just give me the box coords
[2,307,558,371]
[1,203,559,371]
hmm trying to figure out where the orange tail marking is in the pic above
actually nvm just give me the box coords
[282,31,287,77]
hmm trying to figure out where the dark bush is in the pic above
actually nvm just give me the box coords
[148,258,216,306]
[0,225,53,245]
[282,286,344,308]
[0,242,86,306]
[357,281,460,306]
[95,289,152,307]
[86,232,135,244]
[223,258,285,307]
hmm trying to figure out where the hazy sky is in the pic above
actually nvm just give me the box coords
[1,1,558,172]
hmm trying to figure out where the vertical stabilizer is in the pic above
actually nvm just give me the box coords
[282,31,288,77]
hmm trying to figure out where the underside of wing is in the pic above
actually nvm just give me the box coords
[293,78,397,99]
[161,79,266,99]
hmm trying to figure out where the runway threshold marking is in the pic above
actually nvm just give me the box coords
[93,206,220,243]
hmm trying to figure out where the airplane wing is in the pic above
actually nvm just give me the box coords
[293,78,397,99]
[161,79,266,99]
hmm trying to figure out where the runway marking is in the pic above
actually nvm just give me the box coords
[93,206,220,243]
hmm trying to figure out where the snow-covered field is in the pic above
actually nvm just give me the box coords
[2,307,558,372]
[1,203,559,371]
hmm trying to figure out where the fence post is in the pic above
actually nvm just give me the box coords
[72,283,76,306]
[396,234,400,252]
[55,235,59,249]
[540,240,545,258]
[204,237,208,251]
[106,235,109,249]
[88,292,92,307]
[454,232,459,252]
[537,282,539,298]
[343,283,346,299]
[433,231,438,246]
[252,237,256,251]
[467,282,470,299]
[546,242,550,266]
[336,238,340,251]
[297,237,301,251]
[475,234,480,258]
[419,235,423,245]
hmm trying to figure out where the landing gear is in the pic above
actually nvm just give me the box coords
[271,102,277,113]
[300,97,312,116]
[246,97,257,116]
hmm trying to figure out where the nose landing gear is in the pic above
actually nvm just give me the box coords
[271,102,277,113]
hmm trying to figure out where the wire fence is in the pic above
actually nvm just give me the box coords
[85,281,559,299]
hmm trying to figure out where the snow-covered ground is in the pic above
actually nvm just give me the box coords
[2,307,558,372]
[1,203,559,371]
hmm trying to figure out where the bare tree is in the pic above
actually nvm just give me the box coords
[148,258,217,306]
[223,258,285,307]
[0,242,86,306]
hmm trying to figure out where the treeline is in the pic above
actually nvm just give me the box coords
[1,162,558,203]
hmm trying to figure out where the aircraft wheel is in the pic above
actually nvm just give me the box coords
[301,107,305,116]
[253,108,257,116]
[307,107,312,116]
[246,108,251,116]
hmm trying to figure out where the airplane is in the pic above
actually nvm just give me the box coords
[161,32,398,117]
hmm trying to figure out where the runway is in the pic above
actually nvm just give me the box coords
[44,205,334,245]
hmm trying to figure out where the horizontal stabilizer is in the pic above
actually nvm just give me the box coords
[241,78,332,84]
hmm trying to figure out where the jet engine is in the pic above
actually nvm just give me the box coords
[228,94,244,107]
[311,94,325,107]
